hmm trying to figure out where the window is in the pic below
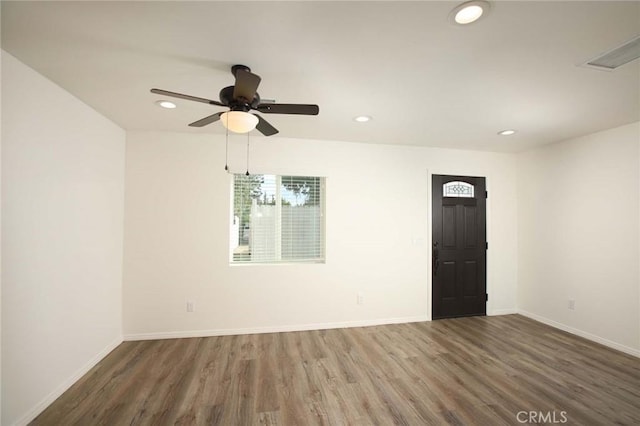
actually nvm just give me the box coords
[231,174,325,263]
[443,181,474,198]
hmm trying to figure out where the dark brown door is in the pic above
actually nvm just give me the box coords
[432,175,486,320]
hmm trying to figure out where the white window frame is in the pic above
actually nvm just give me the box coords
[230,174,326,264]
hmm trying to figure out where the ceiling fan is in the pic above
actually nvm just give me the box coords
[151,65,319,136]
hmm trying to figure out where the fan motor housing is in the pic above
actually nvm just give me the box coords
[219,86,261,111]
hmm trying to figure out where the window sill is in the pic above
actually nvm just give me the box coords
[230,260,325,266]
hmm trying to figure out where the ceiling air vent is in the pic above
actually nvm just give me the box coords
[582,35,640,71]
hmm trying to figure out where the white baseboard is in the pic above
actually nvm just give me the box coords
[518,310,640,358]
[12,336,123,426]
[489,308,518,316]
[123,315,430,341]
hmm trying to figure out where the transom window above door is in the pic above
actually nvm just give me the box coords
[443,181,474,198]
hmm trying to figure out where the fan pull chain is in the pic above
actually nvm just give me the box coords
[245,132,250,176]
[224,115,229,171]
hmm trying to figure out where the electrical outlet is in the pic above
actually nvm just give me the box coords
[357,292,364,305]
[187,301,195,312]
[568,299,575,310]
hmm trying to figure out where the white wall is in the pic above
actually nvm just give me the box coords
[1,52,125,425]
[123,130,518,338]
[518,122,640,355]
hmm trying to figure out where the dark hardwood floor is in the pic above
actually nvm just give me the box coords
[32,315,640,425]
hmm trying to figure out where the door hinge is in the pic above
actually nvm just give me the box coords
[485,242,488,250]
[486,294,488,301]
[485,190,488,199]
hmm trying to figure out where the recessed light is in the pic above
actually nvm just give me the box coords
[450,1,490,25]
[155,100,177,109]
[498,129,516,136]
[354,115,371,123]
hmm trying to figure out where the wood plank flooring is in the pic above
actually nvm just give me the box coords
[32,315,640,425]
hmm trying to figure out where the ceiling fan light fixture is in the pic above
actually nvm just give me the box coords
[450,1,490,25]
[152,65,318,136]
[221,111,259,134]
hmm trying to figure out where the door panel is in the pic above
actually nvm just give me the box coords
[442,261,456,299]
[463,260,478,296]
[443,206,456,249]
[432,175,486,319]
[464,206,477,248]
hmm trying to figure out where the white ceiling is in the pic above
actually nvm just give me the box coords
[2,1,639,152]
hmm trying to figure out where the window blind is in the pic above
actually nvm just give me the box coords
[231,174,325,263]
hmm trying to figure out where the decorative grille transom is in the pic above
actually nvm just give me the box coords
[443,181,474,198]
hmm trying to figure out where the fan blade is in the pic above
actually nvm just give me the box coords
[255,115,279,136]
[256,103,319,115]
[233,69,261,102]
[189,112,224,127]
[151,88,225,107]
